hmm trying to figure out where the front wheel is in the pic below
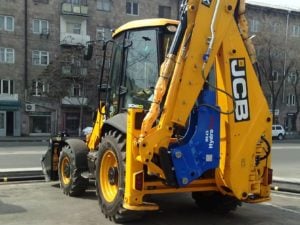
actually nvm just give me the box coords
[58,144,89,196]
[96,130,141,223]
[278,134,284,140]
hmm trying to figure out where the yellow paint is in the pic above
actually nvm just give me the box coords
[60,156,71,185]
[113,18,178,38]
[123,108,146,208]
[99,149,118,203]
[122,0,272,210]
[84,0,272,212]
[86,105,105,151]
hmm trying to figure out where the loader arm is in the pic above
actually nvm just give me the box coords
[134,0,272,200]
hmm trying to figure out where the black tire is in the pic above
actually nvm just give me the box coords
[96,130,142,223]
[278,134,284,140]
[58,143,89,196]
[192,191,241,214]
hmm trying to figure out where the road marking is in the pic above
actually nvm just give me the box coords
[0,151,44,155]
[272,192,300,200]
[272,146,300,150]
[0,167,42,172]
[273,176,300,183]
[262,202,300,215]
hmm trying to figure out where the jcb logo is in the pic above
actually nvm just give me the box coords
[230,58,250,122]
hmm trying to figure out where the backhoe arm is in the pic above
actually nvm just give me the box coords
[133,0,272,201]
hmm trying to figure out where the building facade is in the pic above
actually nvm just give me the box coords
[0,0,179,137]
[1,1,299,137]
[246,3,300,133]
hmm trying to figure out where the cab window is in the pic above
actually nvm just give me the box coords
[124,29,158,108]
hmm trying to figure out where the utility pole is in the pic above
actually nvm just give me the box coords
[24,0,28,101]
[282,10,290,103]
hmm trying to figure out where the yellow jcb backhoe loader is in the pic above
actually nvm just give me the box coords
[42,0,272,223]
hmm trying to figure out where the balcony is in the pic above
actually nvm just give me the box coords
[62,96,87,106]
[60,32,90,46]
[0,94,18,101]
[61,3,88,16]
[61,66,88,77]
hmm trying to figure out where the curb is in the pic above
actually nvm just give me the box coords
[271,176,300,194]
[0,139,49,143]
[1,170,300,194]
[0,168,45,183]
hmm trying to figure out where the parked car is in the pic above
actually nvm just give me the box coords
[82,126,93,135]
[272,124,286,140]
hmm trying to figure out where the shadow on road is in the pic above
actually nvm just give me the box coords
[0,200,27,215]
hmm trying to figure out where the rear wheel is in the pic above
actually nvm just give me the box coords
[278,134,283,140]
[96,130,141,223]
[58,144,89,196]
[192,191,241,214]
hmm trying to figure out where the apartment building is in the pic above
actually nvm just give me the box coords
[1,1,299,137]
[246,2,300,132]
[0,0,179,137]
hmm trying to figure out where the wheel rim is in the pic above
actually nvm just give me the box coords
[100,150,119,203]
[61,156,71,185]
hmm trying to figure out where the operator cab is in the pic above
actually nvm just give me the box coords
[99,19,178,116]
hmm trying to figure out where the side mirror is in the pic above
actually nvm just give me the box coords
[84,44,93,60]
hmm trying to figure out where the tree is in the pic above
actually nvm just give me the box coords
[38,46,98,136]
[257,39,294,123]
[253,15,295,124]
[291,70,300,131]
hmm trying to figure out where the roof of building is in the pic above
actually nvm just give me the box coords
[246,0,300,12]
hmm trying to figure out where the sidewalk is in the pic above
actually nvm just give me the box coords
[272,177,300,193]
[0,136,49,142]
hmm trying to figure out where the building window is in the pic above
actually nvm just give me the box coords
[0,47,15,64]
[0,15,14,32]
[269,71,278,82]
[250,19,260,33]
[0,80,14,94]
[66,22,81,34]
[291,25,300,37]
[286,94,295,106]
[126,0,139,15]
[72,84,81,97]
[33,19,49,34]
[97,0,111,11]
[65,112,79,135]
[31,80,48,96]
[29,114,51,134]
[96,27,111,41]
[158,5,171,18]
[61,65,72,76]
[33,0,49,4]
[65,0,87,5]
[32,50,49,65]
[272,22,281,33]
[288,72,297,84]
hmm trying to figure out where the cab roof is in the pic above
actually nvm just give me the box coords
[112,18,178,38]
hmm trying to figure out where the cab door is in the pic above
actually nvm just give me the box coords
[0,111,6,136]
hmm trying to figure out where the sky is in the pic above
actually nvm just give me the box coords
[246,0,300,10]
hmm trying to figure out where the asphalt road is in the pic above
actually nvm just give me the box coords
[0,182,299,225]
[0,142,48,169]
[0,140,299,180]
[272,141,300,179]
